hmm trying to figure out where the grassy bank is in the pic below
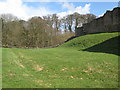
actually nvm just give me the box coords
[2,32,119,88]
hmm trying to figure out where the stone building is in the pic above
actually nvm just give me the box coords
[75,7,120,36]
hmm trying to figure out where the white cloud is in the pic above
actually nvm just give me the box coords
[75,4,91,14]
[0,0,91,20]
[24,5,53,20]
[98,13,104,17]
[57,3,91,18]
[62,2,75,11]
[0,0,53,20]
[0,0,27,19]
[98,8,113,17]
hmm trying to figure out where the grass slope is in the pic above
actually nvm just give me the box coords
[2,32,119,88]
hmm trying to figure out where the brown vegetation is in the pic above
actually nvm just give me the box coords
[0,13,96,48]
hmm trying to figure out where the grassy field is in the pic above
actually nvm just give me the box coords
[2,32,119,88]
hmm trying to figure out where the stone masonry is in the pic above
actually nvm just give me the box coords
[75,7,120,36]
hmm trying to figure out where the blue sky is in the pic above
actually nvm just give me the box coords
[24,2,118,16]
[0,0,119,20]
[26,2,117,15]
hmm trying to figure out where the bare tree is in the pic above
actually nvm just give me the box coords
[66,14,74,32]
[0,14,18,22]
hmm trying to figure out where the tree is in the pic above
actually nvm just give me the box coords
[0,14,18,22]
[43,14,53,27]
[72,12,80,30]
[0,18,3,47]
[61,17,68,32]
[66,14,73,32]
[0,12,98,48]
[85,14,96,23]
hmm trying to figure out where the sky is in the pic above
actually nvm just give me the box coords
[0,0,119,20]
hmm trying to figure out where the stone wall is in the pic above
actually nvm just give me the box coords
[75,7,120,36]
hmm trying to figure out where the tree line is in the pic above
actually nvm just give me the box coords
[0,12,96,48]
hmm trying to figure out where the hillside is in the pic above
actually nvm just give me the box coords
[61,32,119,55]
[2,32,119,88]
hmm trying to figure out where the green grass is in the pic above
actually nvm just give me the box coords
[2,32,119,88]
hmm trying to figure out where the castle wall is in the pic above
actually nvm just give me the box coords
[75,7,120,36]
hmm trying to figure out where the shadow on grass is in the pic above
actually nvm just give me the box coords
[82,36,120,56]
